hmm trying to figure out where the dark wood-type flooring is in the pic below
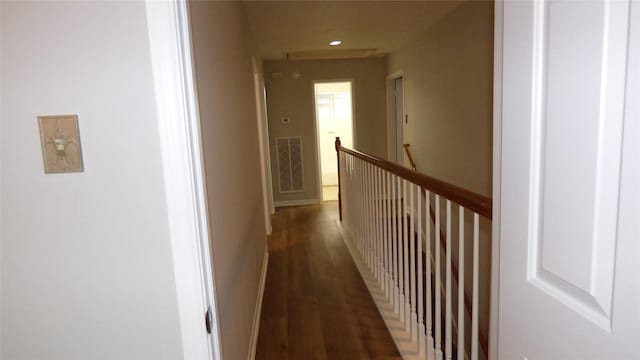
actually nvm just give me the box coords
[255,203,401,360]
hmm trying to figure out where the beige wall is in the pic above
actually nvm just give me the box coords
[1,2,183,358]
[388,1,494,196]
[264,58,387,204]
[388,2,494,353]
[189,2,268,360]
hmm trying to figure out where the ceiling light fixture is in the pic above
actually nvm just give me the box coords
[329,40,342,46]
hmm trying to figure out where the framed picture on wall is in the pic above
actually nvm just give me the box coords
[38,114,84,174]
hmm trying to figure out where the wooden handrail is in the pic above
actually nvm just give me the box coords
[403,143,417,171]
[335,137,492,219]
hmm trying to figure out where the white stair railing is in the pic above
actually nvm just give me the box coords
[335,137,492,360]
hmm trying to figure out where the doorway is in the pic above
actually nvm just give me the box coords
[391,76,404,165]
[313,81,354,201]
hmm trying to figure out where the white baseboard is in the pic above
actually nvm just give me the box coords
[248,249,269,360]
[274,198,319,207]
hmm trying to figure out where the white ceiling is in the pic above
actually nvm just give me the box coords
[242,1,463,60]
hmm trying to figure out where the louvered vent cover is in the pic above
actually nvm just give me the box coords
[276,137,304,193]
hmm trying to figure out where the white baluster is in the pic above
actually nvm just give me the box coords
[370,164,375,275]
[358,159,367,258]
[343,154,346,223]
[458,206,466,360]
[375,167,379,281]
[426,191,434,360]
[352,156,356,247]
[361,162,366,264]
[350,155,354,239]
[343,154,347,228]
[372,164,378,280]
[371,164,376,277]
[367,163,372,272]
[353,158,358,251]
[435,195,442,360]
[410,183,418,343]
[383,171,389,299]
[381,171,386,290]
[347,155,352,238]
[387,172,393,303]
[361,161,364,256]
[365,162,370,268]
[404,180,411,331]
[377,167,383,286]
[355,159,360,252]
[349,156,354,245]
[398,176,405,321]
[392,175,399,314]
[378,168,384,288]
[445,200,452,360]
[418,188,426,357]
[359,159,362,252]
[370,164,375,274]
[471,213,479,360]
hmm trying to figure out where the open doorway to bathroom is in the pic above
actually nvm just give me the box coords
[313,80,354,201]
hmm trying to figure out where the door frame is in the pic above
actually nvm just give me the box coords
[145,1,221,359]
[386,71,404,163]
[311,79,356,201]
[253,60,274,235]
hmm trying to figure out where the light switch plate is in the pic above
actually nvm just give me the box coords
[38,114,84,174]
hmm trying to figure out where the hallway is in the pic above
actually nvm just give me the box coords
[255,203,401,359]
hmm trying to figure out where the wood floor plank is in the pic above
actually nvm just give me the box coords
[255,317,288,360]
[287,295,328,360]
[255,203,400,360]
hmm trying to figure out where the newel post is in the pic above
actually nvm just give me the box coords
[335,137,342,221]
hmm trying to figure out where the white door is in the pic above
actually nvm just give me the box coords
[497,1,640,359]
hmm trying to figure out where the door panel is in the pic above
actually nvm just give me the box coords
[498,1,640,358]
[531,0,627,330]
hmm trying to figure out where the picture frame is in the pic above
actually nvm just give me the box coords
[38,114,84,174]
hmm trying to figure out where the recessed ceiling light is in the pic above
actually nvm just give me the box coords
[329,40,342,46]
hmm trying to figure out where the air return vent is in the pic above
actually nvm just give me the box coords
[276,136,304,193]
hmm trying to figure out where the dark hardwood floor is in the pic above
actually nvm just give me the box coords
[255,202,401,360]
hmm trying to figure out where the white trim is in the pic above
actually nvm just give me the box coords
[247,250,269,360]
[386,71,404,163]
[253,66,273,235]
[145,1,221,359]
[490,1,503,359]
[274,198,319,208]
[311,79,356,201]
[0,0,3,346]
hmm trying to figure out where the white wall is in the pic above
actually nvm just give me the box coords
[189,2,268,360]
[1,2,183,359]
[387,2,494,356]
[264,58,388,204]
[388,1,494,196]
